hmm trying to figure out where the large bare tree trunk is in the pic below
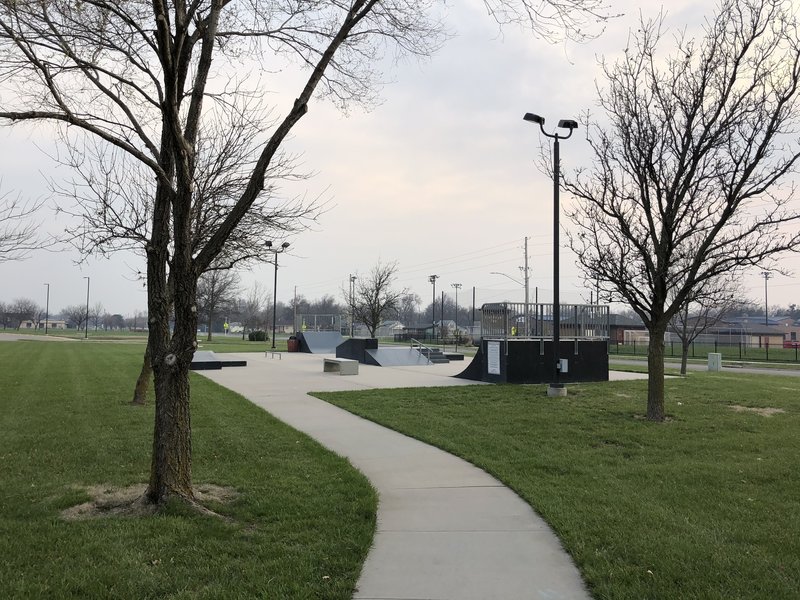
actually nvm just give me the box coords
[145,272,198,503]
[131,341,152,405]
[647,326,666,421]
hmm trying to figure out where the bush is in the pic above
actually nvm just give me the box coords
[248,330,267,342]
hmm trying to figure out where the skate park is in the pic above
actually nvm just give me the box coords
[291,302,610,385]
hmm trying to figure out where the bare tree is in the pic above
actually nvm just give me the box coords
[6,298,39,329]
[90,302,105,331]
[353,262,407,338]
[669,279,743,375]
[196,266,240,341]
[238,283,269,340]
[0,0,613,507]
[395,292,421,326]
[565,0,800,421]
[62,304,89,331]
[104,312,125,331]
[0,190,46,263]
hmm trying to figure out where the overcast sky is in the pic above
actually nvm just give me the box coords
[1,0,798,318]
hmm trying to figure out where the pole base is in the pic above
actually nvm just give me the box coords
[547,383,567,397]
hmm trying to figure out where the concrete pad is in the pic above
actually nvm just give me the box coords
[198,351,591,600]
[355,530,587,600]
[377,485,548,532]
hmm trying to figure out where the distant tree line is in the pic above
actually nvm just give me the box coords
[0,297,146,331]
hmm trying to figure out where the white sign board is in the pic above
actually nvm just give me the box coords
[487,341,501,375]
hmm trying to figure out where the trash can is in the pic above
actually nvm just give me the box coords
[287,336,300,352]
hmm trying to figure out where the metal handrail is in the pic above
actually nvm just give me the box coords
[409,338,433,365]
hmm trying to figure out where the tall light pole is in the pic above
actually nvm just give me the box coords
[265,241,290,349]
[762,271,771,326]
[524,112,578,397]
[429,274,439,343]
[452,283,462,352]
[43,283,50,335]
[83,276,90,339]
[521,236,530,335]
[349,274,357,337]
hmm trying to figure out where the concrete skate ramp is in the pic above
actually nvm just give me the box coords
[297,331,345,354]
[365,347,430,367]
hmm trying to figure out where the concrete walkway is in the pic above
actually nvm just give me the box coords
[199,352,594,600]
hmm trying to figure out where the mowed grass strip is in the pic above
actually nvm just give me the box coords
[0,341,376,599]
[318,373,800,599]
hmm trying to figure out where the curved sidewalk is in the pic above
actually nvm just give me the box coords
[199,352,591,600]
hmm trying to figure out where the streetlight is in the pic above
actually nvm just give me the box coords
[762,271,771,326]
[266,241,290,349]
[490,271,524,287]
[451,283,462,352]
[349,274,357,337]
[429,275,439,343]
[524,112,578,397]
[83,276,90,339]
[43,283,50,335]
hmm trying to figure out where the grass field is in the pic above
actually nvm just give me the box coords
[319,373,800,599]
[0,341,375,599]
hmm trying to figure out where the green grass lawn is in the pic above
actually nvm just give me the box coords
[0,341,376,599]
[318,373,800,599]
[195,335,286,353]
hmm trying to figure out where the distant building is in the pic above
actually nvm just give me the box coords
[18,319,67,330]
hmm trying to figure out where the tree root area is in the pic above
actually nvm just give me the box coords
[60,483,239,521]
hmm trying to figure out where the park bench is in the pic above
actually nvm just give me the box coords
[323,357,358,375]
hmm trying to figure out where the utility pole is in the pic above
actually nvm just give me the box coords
[452,283,462,352]
[522,236,530,335]
[472,286,476,326]
[349,275,356,337]
[441,290,445,345]
[762,271,771,326]
[428,275,439,343]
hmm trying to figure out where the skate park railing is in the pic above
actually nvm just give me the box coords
[481,302,609,340]
[409,338,433,365]
[295,313,343,334]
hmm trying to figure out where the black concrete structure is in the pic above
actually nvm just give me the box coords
[456,338,608,384]
[190,350,247,370]
[457,302,609,384]
[336,337,379,362]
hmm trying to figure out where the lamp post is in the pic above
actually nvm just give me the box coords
[349,274,357,337]
[83,276,90,339]
[761,271,771,326]
[43,283,50,335]
[451,283,462,352]
[265,241,290,349]
[428,274,439,343]
[524,112,578,397]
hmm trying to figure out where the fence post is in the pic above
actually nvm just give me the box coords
[691,341,695,358]
[766,341,769,362]
[715,340,718,353]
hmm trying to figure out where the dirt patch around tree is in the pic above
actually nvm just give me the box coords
[60,483,239,521]
[729,405,785,417]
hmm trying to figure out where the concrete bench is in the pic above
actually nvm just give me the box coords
[323,357,359,375]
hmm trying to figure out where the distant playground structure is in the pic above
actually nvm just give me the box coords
[292,305,609,383]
